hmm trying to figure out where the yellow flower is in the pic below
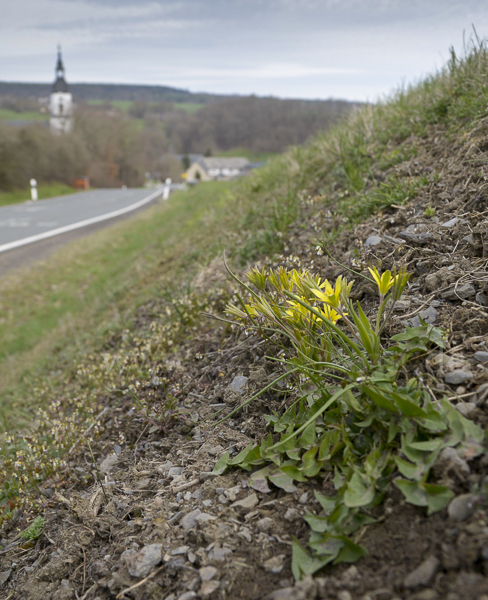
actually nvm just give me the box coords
[368,266,396,296]
[311,275,345,309]
[316,304,342,324]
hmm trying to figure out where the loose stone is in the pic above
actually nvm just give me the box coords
[448,494,476,522]
[200,580,220,597]
[403,555,440,588]
[231,493,259,510]
[444,370,474,385]
[199,566,218,581]
[229,376,248,393]
[121,543,162,578]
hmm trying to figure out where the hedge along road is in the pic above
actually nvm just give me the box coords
[0,187,166,274]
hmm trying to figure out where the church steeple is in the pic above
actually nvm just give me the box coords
[52,45,69,93]
[49,46,73,133]
[55,45,65,79]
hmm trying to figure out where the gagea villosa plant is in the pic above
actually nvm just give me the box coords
[215,258,484,579]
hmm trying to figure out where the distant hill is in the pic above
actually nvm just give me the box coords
[0,82,223,104]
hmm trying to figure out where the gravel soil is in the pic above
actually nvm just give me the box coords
[1,122,488,600]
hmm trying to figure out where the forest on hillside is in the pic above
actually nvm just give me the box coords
[0,93,358,190]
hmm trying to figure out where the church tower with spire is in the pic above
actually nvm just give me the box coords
[49,46,73,133]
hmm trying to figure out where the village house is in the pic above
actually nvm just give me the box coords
[185,157,251,182]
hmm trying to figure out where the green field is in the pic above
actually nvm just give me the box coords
[176,102,205,114]
[0,108,48,122]
[0,182,77,208]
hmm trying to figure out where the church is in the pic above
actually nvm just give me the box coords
[49,47,73,133]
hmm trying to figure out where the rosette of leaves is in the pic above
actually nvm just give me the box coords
[214,261,484,579]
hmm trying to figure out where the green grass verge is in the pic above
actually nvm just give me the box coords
[0,183,77,208]
[0,181,243,428]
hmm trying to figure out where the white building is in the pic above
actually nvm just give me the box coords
[185,157,251,182]
[49,47,73,134]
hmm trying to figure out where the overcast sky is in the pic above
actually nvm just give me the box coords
[1,0,488,101]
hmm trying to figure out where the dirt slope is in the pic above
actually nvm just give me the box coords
[1,118,488,600]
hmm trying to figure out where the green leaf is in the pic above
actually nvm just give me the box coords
[227,444,252,466]
[334,536,368,564]
[291,537,332,581]
[344,472,375,508]
[20,516,44,541]
[390,391,428,418]
[408,439,444,452]
[268,467,298,492]
[363,386,398,413]
[248,466,272,493]
[304,512,331,533]
[298,423,316,448]
[394,478,427,507]
[280,464,307,483]
[445,402,484,444]
[394,456,424,480]
[314,491,337,515]
[212,451,230,475]
[424,483,454,515]
[229,445,263,469]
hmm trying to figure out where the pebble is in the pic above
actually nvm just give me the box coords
[474,351,488,363]
[441,284,476,301]
[202,500,213,507]
[337,593,353,600]
[299,492,309,503]
[444,370,474,385]
[99,453,118,474]
[408,306,438,327]
[256,517,273,532]
[218,495,228,504]
[365,235,382,247]
[200,580,220,597]
[181,509,217,530]
[476,292,488,306]
[284,508,300,522]
[171,546,189,556]
[168,467,184,478]
[178,592,197,600]
[121,543,162,578]
[229,376,248,393]
[403,555,440,588]
[231,493,259,510]
[441,217,463,228]
[199,566,218,581]
[448,494,476,522]
[239,527,252,542]
[264,554,286,574]
[208,546,233,561]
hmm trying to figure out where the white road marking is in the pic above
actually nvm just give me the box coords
[0,187,164,254]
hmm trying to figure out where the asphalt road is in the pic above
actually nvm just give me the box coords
[0,184,167,276]
[0,187,164,253]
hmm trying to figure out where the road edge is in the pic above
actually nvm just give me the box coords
[0,187,165,254]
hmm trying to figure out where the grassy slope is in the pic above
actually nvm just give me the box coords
[1,41,488,510]
[0,181,247,427]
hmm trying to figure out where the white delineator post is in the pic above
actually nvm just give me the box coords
[163,178,172,201]
[30,179,38,201]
